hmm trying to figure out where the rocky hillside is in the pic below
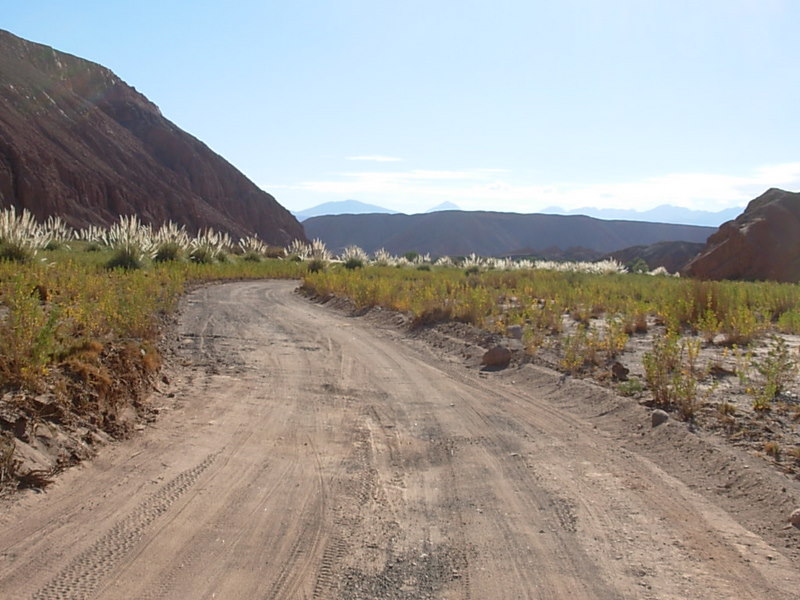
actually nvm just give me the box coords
[303,210,715,257]
[684,188,800,282]
[607,241,706,273]
[0,29,304,245]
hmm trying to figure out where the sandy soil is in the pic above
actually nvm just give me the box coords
[1,280,799,599]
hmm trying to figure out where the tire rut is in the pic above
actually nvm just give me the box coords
[30,452,219,600]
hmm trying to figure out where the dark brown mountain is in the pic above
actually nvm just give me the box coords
[503,246,604,262]
[683,188,800,282]
[303,210,715,257]
[607,241,706,273]
[0,29,304,244]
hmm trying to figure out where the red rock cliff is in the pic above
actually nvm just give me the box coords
[0,29,305,245]
[683,188,800,282]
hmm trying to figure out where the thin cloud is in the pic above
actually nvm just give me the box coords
[345,155,403,162]
[278,162,800,214]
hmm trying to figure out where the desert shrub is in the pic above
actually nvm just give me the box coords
[0,275,62,387]
[344,257,364,270]
[560,325,591,374]
[189,228,231,264]
[154,242,185,263]
[103,215,154,270]
[238,235,267,261]
[697,307,722,343]
[106,250,146,270]
[307,258,326,273]
[372,248,395,267]
[42,215,73,241]
[189,246,215,264]
[642,333,707,419]
[153,221,190,262]
[777,309,800,334]
[616,377,644,397]
[628,258,649,274]
[764,441,782,459]
[0,207,48,263]
[722,305,762,345]
[747,334,798,411]
[341,245,368,270]
[285,238,308,260]
[600,318,629,359]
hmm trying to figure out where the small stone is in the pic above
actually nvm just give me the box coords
[481,345,512,369]
[610,361,629,382]
[789,508,800,529]
[14,416,29,442]
[651,409,669,427]
[507,324,524,340]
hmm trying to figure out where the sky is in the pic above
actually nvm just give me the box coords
[4,1,800,215]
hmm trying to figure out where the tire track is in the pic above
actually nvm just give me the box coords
[30,453,219,600]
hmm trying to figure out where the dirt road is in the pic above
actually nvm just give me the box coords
[1,280,799,599]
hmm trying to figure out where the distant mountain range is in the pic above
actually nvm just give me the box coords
[294,200,464,221]
[542,205,742,227]
[296,200,740,228]
[293,200,397,221]
[303,211,716,258]
[426,201,461,213]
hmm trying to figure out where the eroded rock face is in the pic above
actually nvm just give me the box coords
[683,188,800,282]
[0,29,305,245]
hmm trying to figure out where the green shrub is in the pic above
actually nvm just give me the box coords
[105,248,146,270]
[307,258,326,273]
[344,257,364,270]
[748,335,798,411]
[153,242,185,263]
[616,377,644,397]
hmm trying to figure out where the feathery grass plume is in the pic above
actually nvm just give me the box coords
[285,238,309,260]
[485,257,510,270]
[463,253,484,274]
[340,245,368,269]
[190,228,230,264]
[514,259,536,270]
[531,258,627,275]
[77,224,106,243]
[238,234,268,262]
[0,207,50,263]
[591,259,628,275]
[372,248,396,267]
[153,221,190,262]
[309,238,331,261]
[434,255,454,267]
[76,224,108,251]
[104,215,155,270]
[42,215,74,250]
[412,252,433,266]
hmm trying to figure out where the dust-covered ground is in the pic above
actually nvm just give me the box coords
[1,280,799,599]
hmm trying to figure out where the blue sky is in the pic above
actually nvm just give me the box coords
[5,1,800,214]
